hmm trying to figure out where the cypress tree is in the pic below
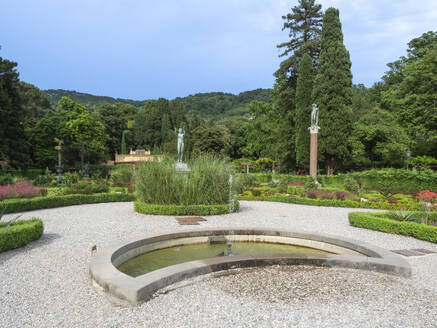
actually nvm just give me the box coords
[312,8,353,175]
[295,53,314,171]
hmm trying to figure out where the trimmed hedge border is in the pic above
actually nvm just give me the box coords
[0,219,44,252]
[349,212,437,243]
[0,193,135,214]
[237,194,414,210]
[134,200,240,216]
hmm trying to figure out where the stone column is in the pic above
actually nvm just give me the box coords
[309,126,320,180]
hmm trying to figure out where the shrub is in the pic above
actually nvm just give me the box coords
[250,189,262,197]
[277,176,288,193]
[0,193,135,214]
[349,212,437,243]
[63,183,109,195]
[33,168,55,186]
[388,208,416,221]
[304,176,317,191]
[288,182,305,187]
[135,156,234,206]
[335,191,356,201]
[110,165,134,186]
[344,175,359,194]
[0,174,14,186]
[0,219,43,252]
[134,199,239,216]
[236,174,257,187]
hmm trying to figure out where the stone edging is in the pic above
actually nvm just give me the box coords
[89,228,411,304]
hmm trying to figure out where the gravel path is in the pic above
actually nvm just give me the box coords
[1,201,436,328]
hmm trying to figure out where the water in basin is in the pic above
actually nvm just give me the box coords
[118,242,332,277]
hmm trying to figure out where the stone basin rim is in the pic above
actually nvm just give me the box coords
[89,227,412,305]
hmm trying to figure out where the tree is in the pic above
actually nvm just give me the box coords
[0,52,30,168]
[351,110,410,167]
[380,32,437,156]
[32,97,106,168]
[190,123,231,157]
[96,103,127,158]
[312,8,353,175]
[273,0,323,172]
[295,53,314,171]
[243,101,277,159]
[276,0,323,78]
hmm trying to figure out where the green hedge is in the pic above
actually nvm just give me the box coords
[242,168,437,192]
[237,194,414,210]
[134,200,239,216]
[0,219,44,252]
[0,193,135,214]
[349,212,437,243]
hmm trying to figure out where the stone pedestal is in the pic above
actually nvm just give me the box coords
[309,126,320,180]
[175,162,190,172]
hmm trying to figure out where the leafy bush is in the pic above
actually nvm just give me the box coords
[344,175,359,194]
[0,219,43,252]
[134,199,239,216]
[0,174,14,186]
[277,176,288,193]
[110,165,134,186]
[349,212,437,243]
[388,209,415,221]
[250,189,262,197]
[236,174,257,187]
[135,156,234,206]
[63,182,109,195]
[304,176,317,191]
[62,172,81,185]
[0,193,135,214]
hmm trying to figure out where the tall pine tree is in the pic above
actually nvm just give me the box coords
[312,8,353,175]
[273,0,323,172]
[295,53,314,171]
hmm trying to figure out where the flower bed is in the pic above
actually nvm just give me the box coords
[0,181,43,201]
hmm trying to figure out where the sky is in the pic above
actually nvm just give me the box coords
[0,0,436,100]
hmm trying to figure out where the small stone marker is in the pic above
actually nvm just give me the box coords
[176,216,206,225]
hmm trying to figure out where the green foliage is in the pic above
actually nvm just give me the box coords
[344,175,359,194]
[278,176,288,193]
[304,176,317,191]
[135,156,234,205]
[295,53,314,171]
[63,183,109,195]
[134,200,239,216]
[380,31,437,156]
[110,165,134,185]
[0,193,134,214]
[238,194,401,210]
[411,155,437,167]
[96,103,128,158]
[312,8,353,174]
[349,212,437,243]
[190,123,231,157]
[388,209,416,222]
[0,173,14,186]
[0,53,31,168]
[0,219,43,253]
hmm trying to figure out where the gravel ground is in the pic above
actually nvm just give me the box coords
[1,201,436,328]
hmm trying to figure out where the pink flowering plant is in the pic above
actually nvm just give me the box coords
[0,181,42,201]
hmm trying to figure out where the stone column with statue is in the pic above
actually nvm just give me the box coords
[309,104,320,181]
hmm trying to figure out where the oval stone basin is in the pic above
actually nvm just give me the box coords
[118,242,333,277]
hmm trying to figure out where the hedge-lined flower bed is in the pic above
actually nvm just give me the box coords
[237,194,416,210]
[348,212,437,243]
[134,200,239,216]
[0,193,135,214]
[0,219,44,252]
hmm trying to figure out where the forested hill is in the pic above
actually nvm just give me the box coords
[43,88,272,118]
[44,89,147,107]
[176,88,272,117]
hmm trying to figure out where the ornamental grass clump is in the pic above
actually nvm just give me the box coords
[135,156,234,205]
